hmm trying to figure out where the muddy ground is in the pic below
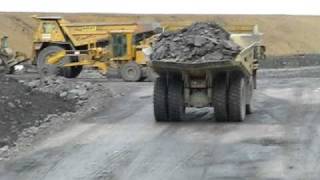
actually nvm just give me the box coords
[0,66,320,179]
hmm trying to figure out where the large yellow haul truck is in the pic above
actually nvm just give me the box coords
[32,16,160,81]
[151,25,265,122]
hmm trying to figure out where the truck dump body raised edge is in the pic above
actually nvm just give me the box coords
[151,60,247,75]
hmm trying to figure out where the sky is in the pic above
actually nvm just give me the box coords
[0,0,319,15]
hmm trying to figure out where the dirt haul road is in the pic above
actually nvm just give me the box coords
[1,70,320,179]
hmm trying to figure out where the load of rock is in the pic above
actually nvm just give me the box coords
[151,22,241,62]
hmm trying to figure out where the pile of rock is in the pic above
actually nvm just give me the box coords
[151,22,241,62]
[22,76,107,106]
[0,75,75,149]
[0,75,114,158]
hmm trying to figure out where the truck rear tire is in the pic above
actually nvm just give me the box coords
[154,76,169,122]
[120,62,143,82]
[213,73,229,122]
[167,74,185,121]
[0,56,13,74]
[37,46,82,78]
[246,77,254,114]
[228,74,246,122]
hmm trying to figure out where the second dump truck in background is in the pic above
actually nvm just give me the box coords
[32,16,160,81]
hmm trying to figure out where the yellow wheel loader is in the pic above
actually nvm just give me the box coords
[32,16,160,81]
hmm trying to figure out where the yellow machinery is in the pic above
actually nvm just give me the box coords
[0,36,29,74]
[151,24,265,122]
[32,16,160,81]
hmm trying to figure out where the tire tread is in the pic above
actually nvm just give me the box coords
[167,75,184,121]
[154,77,169,122]
[228,74,245,122]
[213,74,229,122]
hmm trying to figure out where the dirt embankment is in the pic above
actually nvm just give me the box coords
[0,75,75,147]
[0,73,115,160]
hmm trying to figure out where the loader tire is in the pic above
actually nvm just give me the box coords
[167,74,184,121]
[0,56,13,74]
[154,76,169,122]
[61,57,83,78]
[37,46,82,78]
[228,73,246,122]
[0,57,6,73]
[213,73,229,122]
[120,62,143,82]
[6,66,14,74]
[146,67,158,82]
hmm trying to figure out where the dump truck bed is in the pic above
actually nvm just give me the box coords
[151,40,261,77]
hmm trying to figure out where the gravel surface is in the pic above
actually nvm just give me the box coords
[258,66,320,78]
[260,54,320,69]
[151,22,241,62]
[1,67,320,179]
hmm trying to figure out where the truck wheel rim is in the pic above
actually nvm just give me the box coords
[128,68,136,77]
[126,67,138,80]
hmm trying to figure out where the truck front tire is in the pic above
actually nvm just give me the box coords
[37,46,82,78]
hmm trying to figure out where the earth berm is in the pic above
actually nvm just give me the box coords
[0,74,116,160]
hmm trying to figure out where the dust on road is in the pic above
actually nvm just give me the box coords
[1,72,320,179]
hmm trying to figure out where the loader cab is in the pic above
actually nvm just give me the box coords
[111,33,128,58]
[109,32,135,62]
[109,28,159,63]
